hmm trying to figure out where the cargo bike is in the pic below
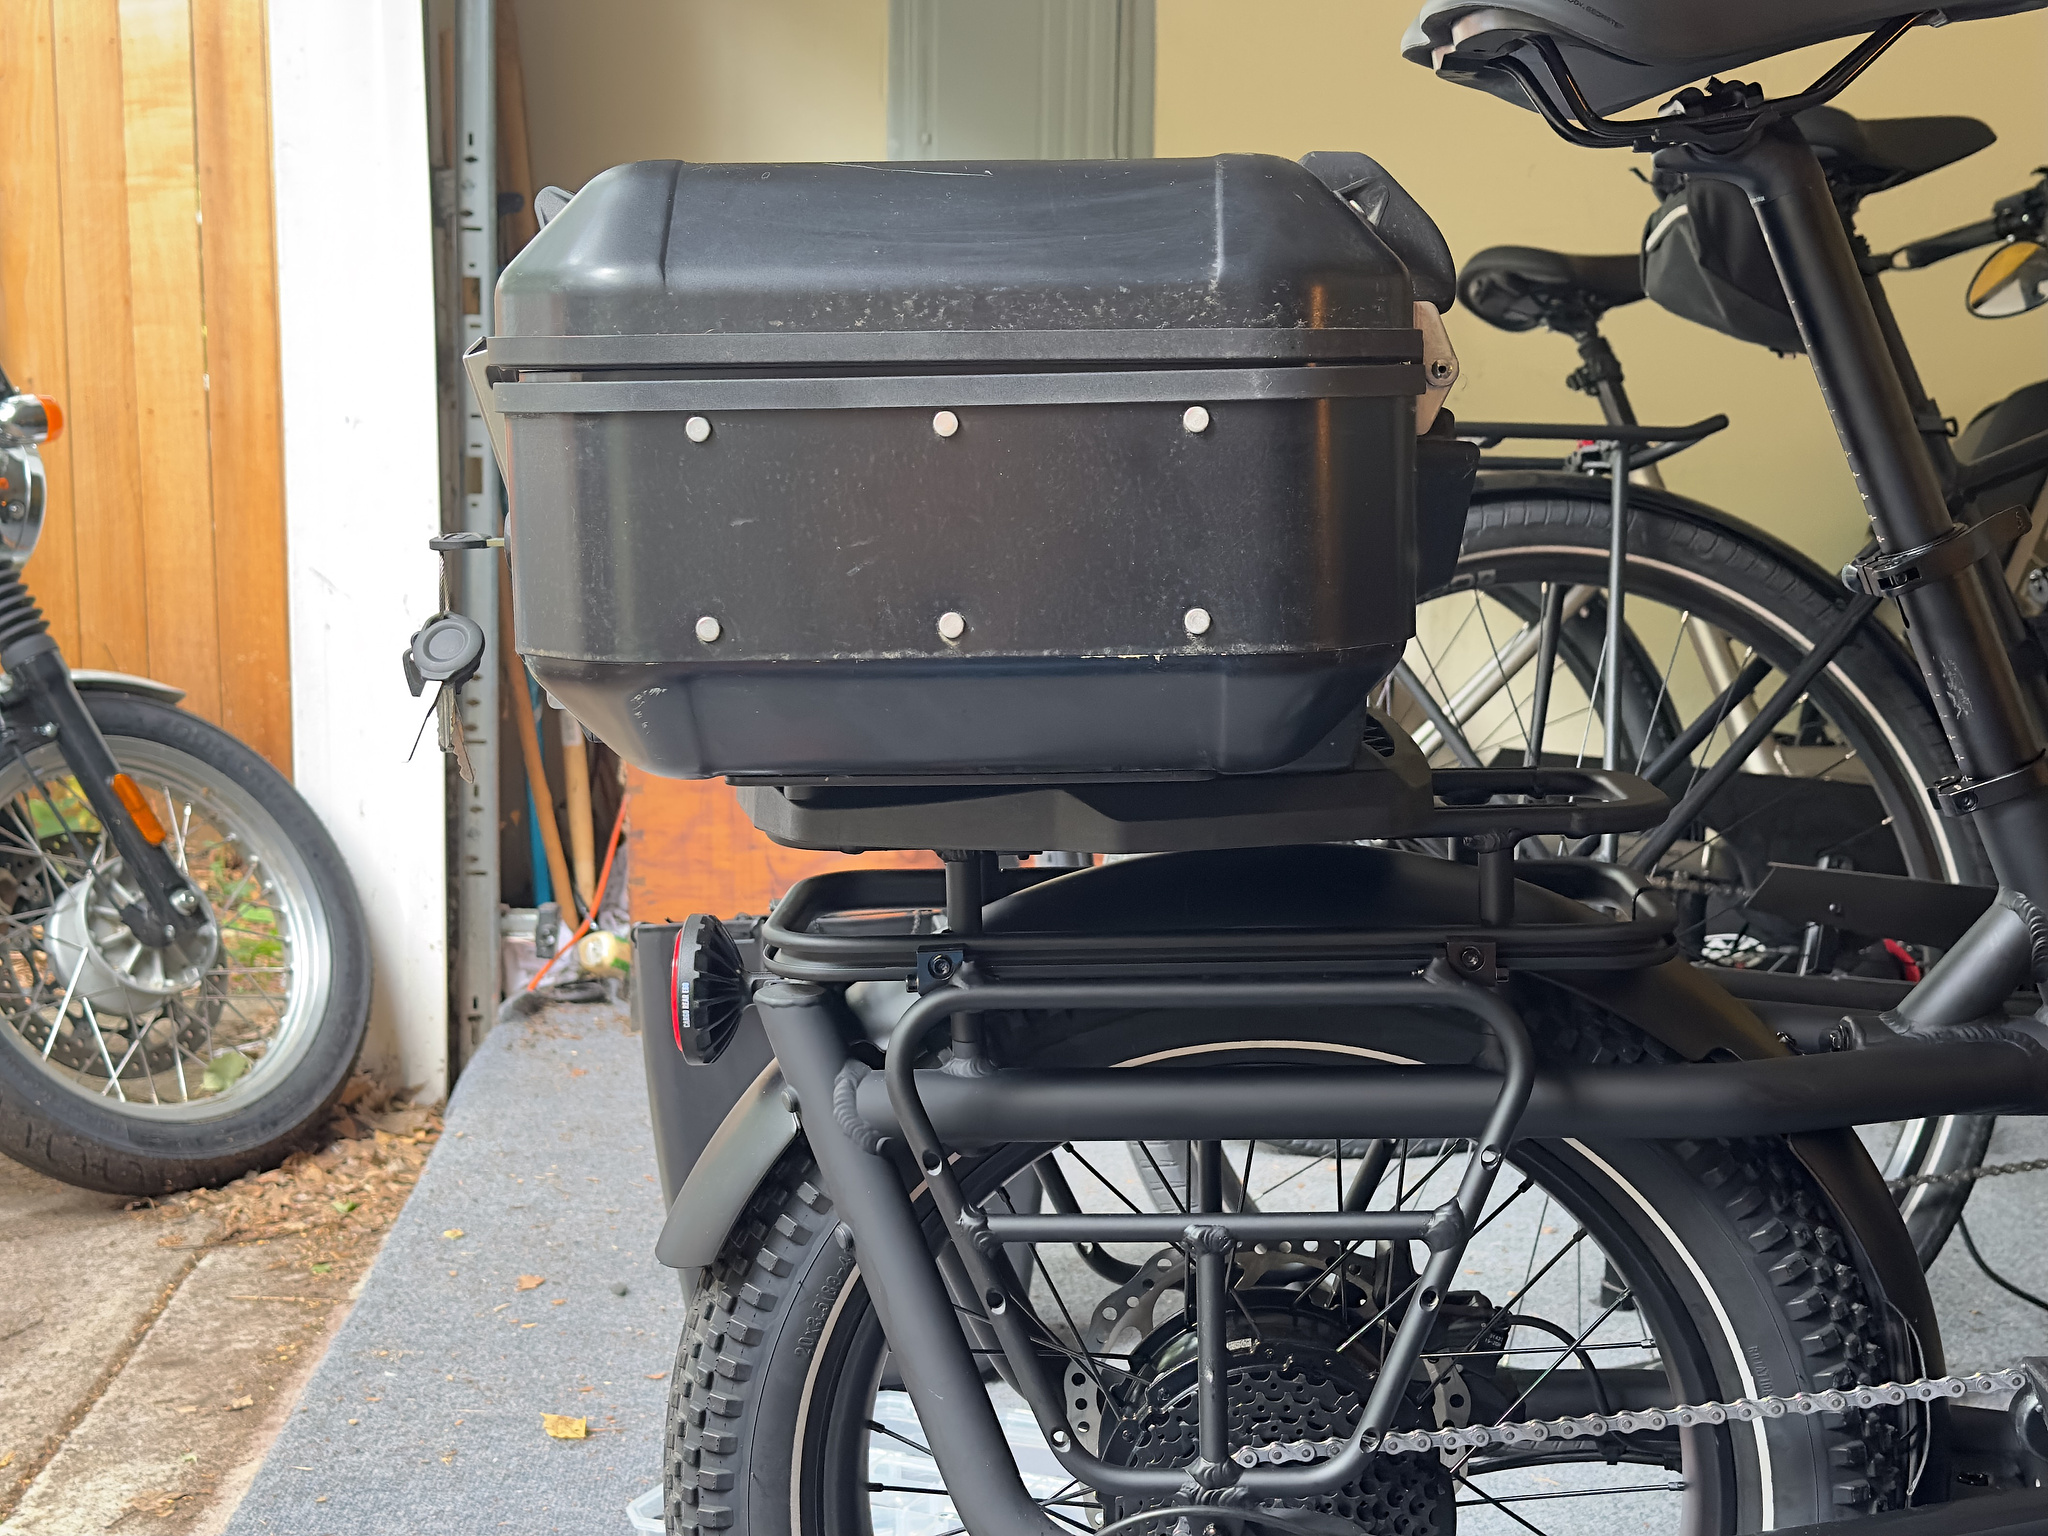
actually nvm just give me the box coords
[460,5,2048,1529]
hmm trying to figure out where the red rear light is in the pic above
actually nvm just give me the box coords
[671,926,687,1052]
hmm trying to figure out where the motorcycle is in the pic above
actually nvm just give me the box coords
[0,369,370,1194]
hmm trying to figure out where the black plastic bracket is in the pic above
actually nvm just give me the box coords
[1845,503,2031,597]
[1445,937,1499,982]
[915,947,965,994]
[1932,752,2048,819]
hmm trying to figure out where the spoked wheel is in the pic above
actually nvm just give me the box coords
[0,693,369,1192]
[665,985,1911,1536]
[1395,485,1994,1262]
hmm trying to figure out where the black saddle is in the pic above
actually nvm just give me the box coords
[1796,107,1996,199]
[1405,2,2044,116]
[1457,246,1644,334]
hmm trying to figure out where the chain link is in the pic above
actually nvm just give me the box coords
[1232,1370,2027,1466]
[1888,1156,2048,1194]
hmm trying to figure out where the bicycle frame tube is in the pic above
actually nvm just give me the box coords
[1659,124,2048,911]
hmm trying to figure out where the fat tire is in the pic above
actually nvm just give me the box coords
[0,694,371,1193]
[662,985,1908,1535]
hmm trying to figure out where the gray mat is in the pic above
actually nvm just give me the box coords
[226,1003,674,1535]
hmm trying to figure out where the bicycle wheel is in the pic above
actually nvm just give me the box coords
[0,692,370,1193]
[664,981,1911,1536]
[1396,477,1993,1263]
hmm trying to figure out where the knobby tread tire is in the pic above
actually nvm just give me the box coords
[662,984,1908,1533]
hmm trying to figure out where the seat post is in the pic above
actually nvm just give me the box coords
[1562,321,1665,488]
[1664,121,2048,907]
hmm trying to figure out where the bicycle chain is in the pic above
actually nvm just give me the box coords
[1887,1156,2048,1194]
[1230,1370,2027,1466]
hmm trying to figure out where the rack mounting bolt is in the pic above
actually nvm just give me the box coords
[684,415,712,443]
[1183,607,1212,637]
[932,410,959,439]
[695,616,722,644]
[937,611,966,643]
[1182,405,1211,434]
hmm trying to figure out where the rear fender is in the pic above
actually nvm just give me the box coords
[653,875,1940,1371]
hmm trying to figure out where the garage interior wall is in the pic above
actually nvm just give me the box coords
[1152,3,2048,569]
[0,0,291,773]
[508,0,924,925]
[506,2,2046,919]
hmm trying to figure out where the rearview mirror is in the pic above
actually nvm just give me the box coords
[1967,240,2048,318]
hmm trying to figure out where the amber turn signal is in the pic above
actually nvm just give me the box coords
[109,772,166,844]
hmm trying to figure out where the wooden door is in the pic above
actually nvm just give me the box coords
[0,0,290,772]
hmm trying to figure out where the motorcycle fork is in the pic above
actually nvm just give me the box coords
[0,642,205,947]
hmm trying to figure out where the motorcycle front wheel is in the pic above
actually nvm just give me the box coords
[0,691,370,1192]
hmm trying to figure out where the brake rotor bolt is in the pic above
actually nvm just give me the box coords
[170,888,199,915]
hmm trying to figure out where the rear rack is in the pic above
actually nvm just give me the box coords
[759,765,1675,985]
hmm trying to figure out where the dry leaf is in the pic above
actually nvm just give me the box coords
[542,1413,588,1440]
[515,1275,546,1291]
[228,1395,255,1411]
[644,1373,666,1381]
[550,1298,565,1307]
[443,1229,465,1240]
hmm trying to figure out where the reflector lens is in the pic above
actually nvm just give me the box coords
[35,396,61,442]
[110,772,167,844]
[671,927,687,1052]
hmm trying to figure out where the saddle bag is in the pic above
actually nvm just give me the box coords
[477,154,1443,781]
[1642,177,1805,355]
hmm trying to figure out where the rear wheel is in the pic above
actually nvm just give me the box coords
[1399,484,1994,1262]
[663,985,1911,1536]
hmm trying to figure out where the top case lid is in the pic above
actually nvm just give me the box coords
[495,154,1416,349]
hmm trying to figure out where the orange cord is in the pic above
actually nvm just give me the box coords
[527,796,628,992]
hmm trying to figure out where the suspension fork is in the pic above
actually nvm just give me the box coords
[0,586,204,947]
[1663,124,2048,916]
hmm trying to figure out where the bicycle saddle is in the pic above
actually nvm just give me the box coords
[1795,107,1996,198]
[1457,246,1643,333]
[1403,2,2045,115]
